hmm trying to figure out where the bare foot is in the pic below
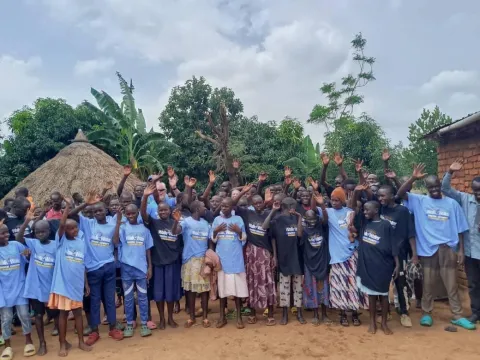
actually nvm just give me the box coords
[78,342,92,352]
[58,342,72,357]
[158,319,166,330]
[381,323,393,335]
[236,319,245,329]
[368,322,377,334]
[168,318,178,328]
[37,342,47,356]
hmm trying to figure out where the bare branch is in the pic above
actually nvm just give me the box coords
[195,130,219,145]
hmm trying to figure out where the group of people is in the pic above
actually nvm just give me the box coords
[0,150,479,359]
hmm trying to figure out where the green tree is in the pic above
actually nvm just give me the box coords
[86,72,176,180]
[0,98,100,197]
[405,106,452,175]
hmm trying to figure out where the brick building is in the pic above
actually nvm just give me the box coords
[425,111,480,293]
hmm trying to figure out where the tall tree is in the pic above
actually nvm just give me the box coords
[406,106,452,175]
[86,72,176,180]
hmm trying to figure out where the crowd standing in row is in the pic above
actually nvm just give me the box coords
[0,151,478,358]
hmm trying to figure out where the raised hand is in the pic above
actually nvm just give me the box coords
[412,163,427,180]
[382,148,391,162]
[123,165,132,177]
[264,188,273,203]
[85,190,101,205]
[228,223,242,236]
[449,159,464,172]
[353,159,364,173]
[169,175,178,189]
[215,222,227,233]
[25,207,35,222]
[284,166,292,178]
[167,166,175,178]
[313,192,324,205]
[320,152,329,166]
[293,177,302,189]
[242,183,254,194]
[144,183,156,196]
[172,209,182,222]
[355,183,369,192]
[384,168,397,179]
[104,180,114,191]
[272,201,281,211]
[334,152,344,166]
[307,177,319,191]
[184,175,190,187]
[258,171,268,182]
[208,170,216,184]
[233,159,240,169]
[188,177,197,188]
[150,173,163,183]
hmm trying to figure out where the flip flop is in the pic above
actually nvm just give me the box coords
[247,316,257,324]
[451,318,476,330]
[420,314,433,327]
[1,347,13,360]
[184,319,196,328]
[202,319,211,328]
[24,344,36,357]
[266,317,276,326]
[263,309,269,318]
[146,321,157,330]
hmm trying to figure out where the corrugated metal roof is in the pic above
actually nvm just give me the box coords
[423,110,480,139]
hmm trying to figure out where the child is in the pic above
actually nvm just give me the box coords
[141,185,183,330]
[356,201,399,335]
[48,200,91,356]
[0,220,35,360]
[113,204,153,338]
[302,196,331,326]
[212,197,247,329]
[17,209,58,356]
[262,197,304,325]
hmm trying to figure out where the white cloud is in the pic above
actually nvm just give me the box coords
[74,58,115,77]
[419,70,478,95]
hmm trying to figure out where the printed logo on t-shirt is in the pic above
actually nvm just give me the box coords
[11,226,31,236]
[191,230,208,241]
[249,223,265,236]
[126,234,145,247]
[338,219,348,229]
[34,253,55,268]
[218,230,236,241]
[285,226,297,237]
[308,234,323,248]
[158,229,176,242]
[65,248,84,264]
[426,208,450,222]
[91,233,112,247]
[363,230,380,246]
[380,215,397,229]
[0,257,21,271]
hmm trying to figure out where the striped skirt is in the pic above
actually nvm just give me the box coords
[329,251,369,310]
[245,243,276,309]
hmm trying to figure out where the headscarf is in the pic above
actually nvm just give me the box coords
[331,187,346,204]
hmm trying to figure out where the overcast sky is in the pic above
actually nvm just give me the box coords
[1,0,479,147]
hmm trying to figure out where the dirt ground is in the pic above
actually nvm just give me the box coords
[7,297,480,360]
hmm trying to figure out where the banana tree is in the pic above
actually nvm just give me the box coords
[85,72,177,180]
[284,135,322,178]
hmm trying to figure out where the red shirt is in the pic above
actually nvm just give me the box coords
[46,208,63,220]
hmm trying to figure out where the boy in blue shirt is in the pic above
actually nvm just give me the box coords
[69,191,124,344]
[397,164,474,330]
[16,209,58,356]
[212,198,247,329]
[113,205,153,338]
[0,220,35,360]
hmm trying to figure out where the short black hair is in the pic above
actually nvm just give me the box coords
[189,200,204,214]
[365,200,380,210]
[378,184,395,196]
[13,197,31,209]
[15,187,29,197]
[343,178,357,186]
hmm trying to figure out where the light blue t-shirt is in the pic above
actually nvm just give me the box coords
[320,207,357,264]
[212,215,246,274]
[79,215,115,272]
[24,238,56,302]
[119,223,153,274]
[147,203,159,220]
[0,241,28,307]
[181,217,211,263]
[51,231,86,302]
[148,194,176,208]
[107,214,144,225]
[404,193,469,257]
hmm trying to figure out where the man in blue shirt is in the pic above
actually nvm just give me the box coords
[441,159,480,324]
[397,164,474,330]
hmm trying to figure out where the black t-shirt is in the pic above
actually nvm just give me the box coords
[236,207,272,252]
[301,223,329,280]
[5,214,31,241]
[357,219,398,293]
[271,214,303,276]
[380,204,414,259]
[147,216,183,266]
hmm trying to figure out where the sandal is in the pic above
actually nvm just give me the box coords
[123,325,134,338]
[340,315,349,327]
[202,319,211,328]
[226,310,237,320]
[146,321,157,330]
[451,318,476,330]
[51,328,59,336]
[352,315,361,327]
[247,316,257,324]
[241,307,252,316]
[1,347,13,360]
[266,317,276,326]
[140,325,152,337]
[184,319,196,328]
[263,309,269,318]
[24,344,36,357]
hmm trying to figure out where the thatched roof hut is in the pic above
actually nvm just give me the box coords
[1,130,142,205]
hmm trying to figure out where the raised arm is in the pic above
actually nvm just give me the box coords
[320,153,330,188]
[262,203,279,230]
[112,209,122,245]
[382,148,390,183]
[232,183,254,206]
[294,210,303,237]
[348,184,368,212]
[140,184,155,224]
[283,166,293,195]
[441,159,464,203]
[353,159,366,184]
[200,170,216,208]
[102,180,114,198]
[171,209,183,235]
[117,165,132,196]
[256,172,268,196]
[58,199,72,239]
[69,190,100,216]
[334,153,348,181]
[384,168,402,190]
[313,192,328,225]
[167,166,181,197]
[396,164,426,200]
[16,208,35,244]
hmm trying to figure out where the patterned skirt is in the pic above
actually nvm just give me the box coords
[303,266,329,308]
[245,243,276,309]
[181,257,211,293]
[329,251,369,310]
